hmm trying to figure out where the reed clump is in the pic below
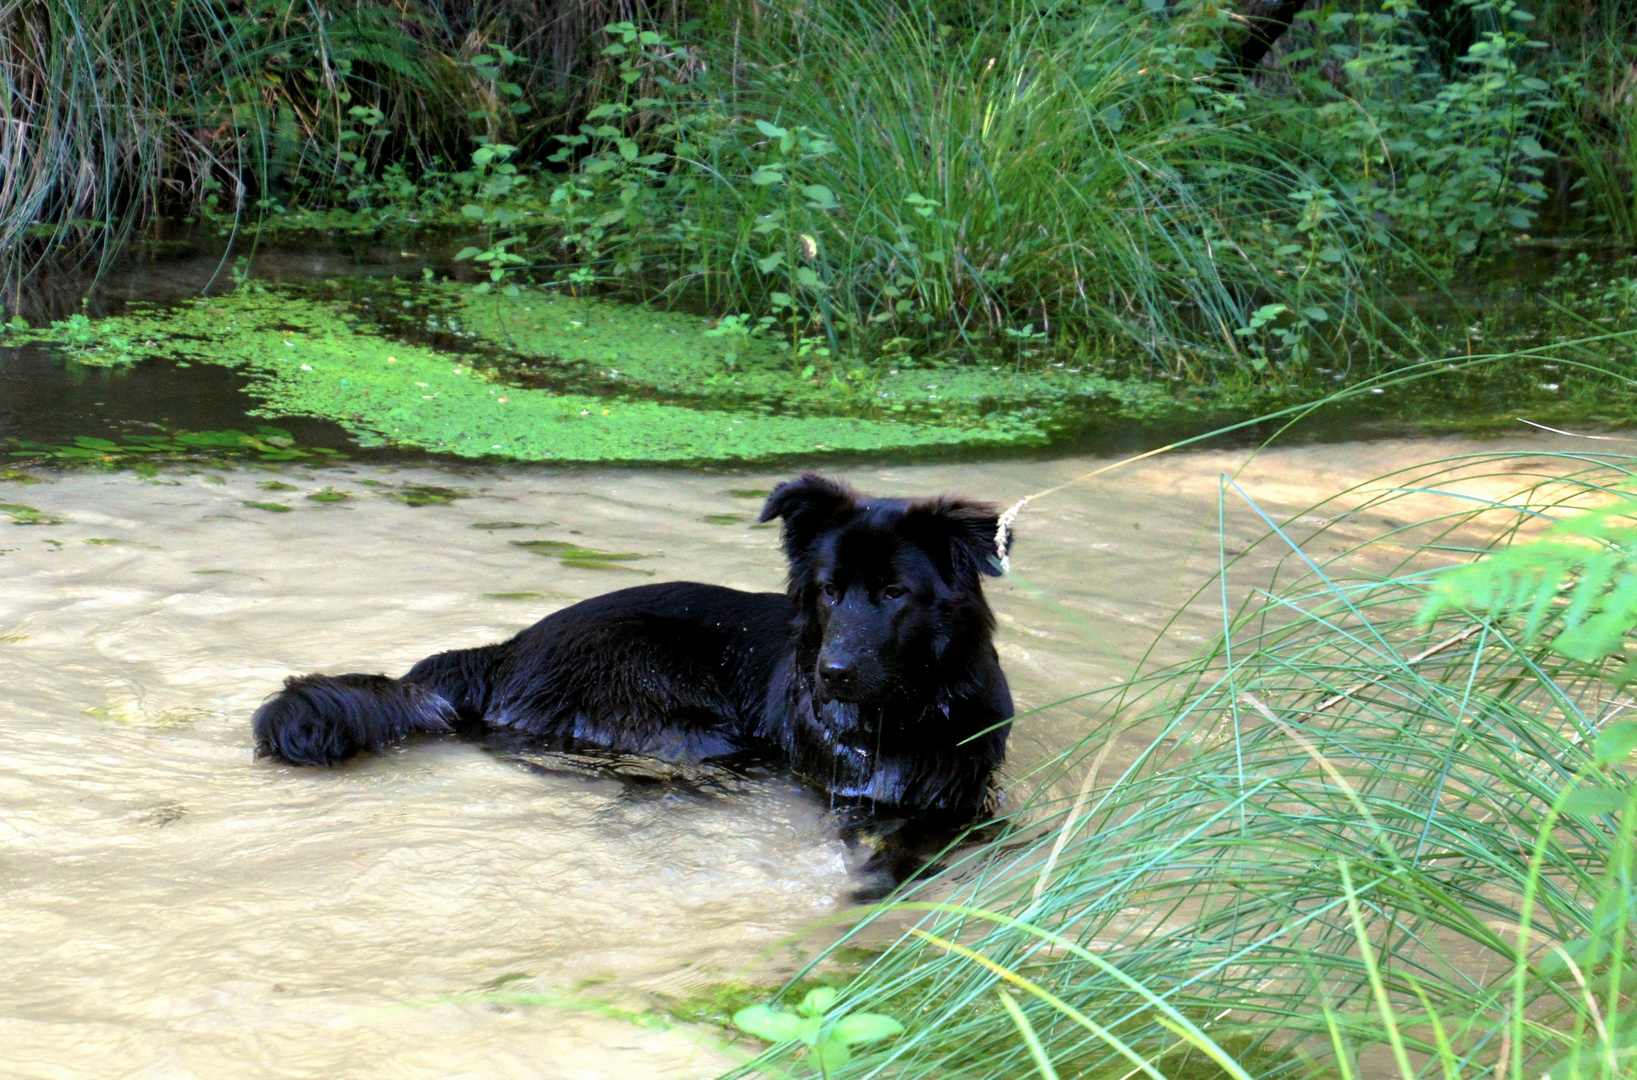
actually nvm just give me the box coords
[0,0,678,287]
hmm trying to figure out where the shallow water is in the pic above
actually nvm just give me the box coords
[0,431,1596,1078]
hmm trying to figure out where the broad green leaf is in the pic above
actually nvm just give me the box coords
[799,987,838,1016]
[1422,496,1637,672]
[1563,786,1627,817]
[830,1013,905,1044]
[813,1041,852,1071]
[801,184,838,208]
[1595,720,1637,766]
[733,1005,817,1044]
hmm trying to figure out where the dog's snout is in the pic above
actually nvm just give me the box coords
[818,658,857,694]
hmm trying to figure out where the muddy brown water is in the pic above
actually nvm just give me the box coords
[0,432,1600,1078]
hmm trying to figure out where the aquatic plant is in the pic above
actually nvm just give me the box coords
[728,450,1637,1079]
[14,289,1050,463]
[5,427,337,467]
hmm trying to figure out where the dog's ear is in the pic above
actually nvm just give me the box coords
[760,473,857,558]
[906,496,1007,583]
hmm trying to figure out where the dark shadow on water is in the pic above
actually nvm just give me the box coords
[0,345,369,453]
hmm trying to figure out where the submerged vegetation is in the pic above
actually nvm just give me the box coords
[724,452,1637,1079]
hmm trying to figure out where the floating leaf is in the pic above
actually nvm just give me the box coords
[392,485,466,506]
[242,501,292,513]
[0,503,65,525]
[561,559,655,574]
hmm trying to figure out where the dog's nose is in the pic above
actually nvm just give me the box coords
[818,659,856,693]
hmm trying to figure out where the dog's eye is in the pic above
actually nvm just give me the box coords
[881,584,909,601]
[820,582,839,600]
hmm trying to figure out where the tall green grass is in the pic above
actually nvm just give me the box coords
[1558,2,1637,246]
[0,0,678,293]
[729,449,1637,1079]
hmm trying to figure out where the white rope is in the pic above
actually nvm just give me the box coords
[987,438,1192,575]
[994,496,1030,573]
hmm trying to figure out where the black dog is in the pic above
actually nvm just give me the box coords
[253,474,1014,824]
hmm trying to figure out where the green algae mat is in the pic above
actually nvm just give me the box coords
[13,285,1110,464]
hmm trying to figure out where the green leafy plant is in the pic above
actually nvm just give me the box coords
[1278,0,1556,265]
[702,313,772,369]
[733,987,903,1078]
[1421,493,1637,665]
[500,1,1379,376]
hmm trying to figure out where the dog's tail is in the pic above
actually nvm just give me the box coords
[253,644,506,766]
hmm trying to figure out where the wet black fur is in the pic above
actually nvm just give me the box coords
[252,474,1014,820]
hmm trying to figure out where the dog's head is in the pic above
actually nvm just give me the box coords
[760,473,1010,704]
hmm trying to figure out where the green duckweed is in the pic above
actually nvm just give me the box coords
[26,289,1050,463]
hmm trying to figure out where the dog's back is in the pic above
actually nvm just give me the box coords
[255,583,791,765]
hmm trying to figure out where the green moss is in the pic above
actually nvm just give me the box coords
[22,288,1049,464]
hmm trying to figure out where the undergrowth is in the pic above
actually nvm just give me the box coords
[9,0,1629,391]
